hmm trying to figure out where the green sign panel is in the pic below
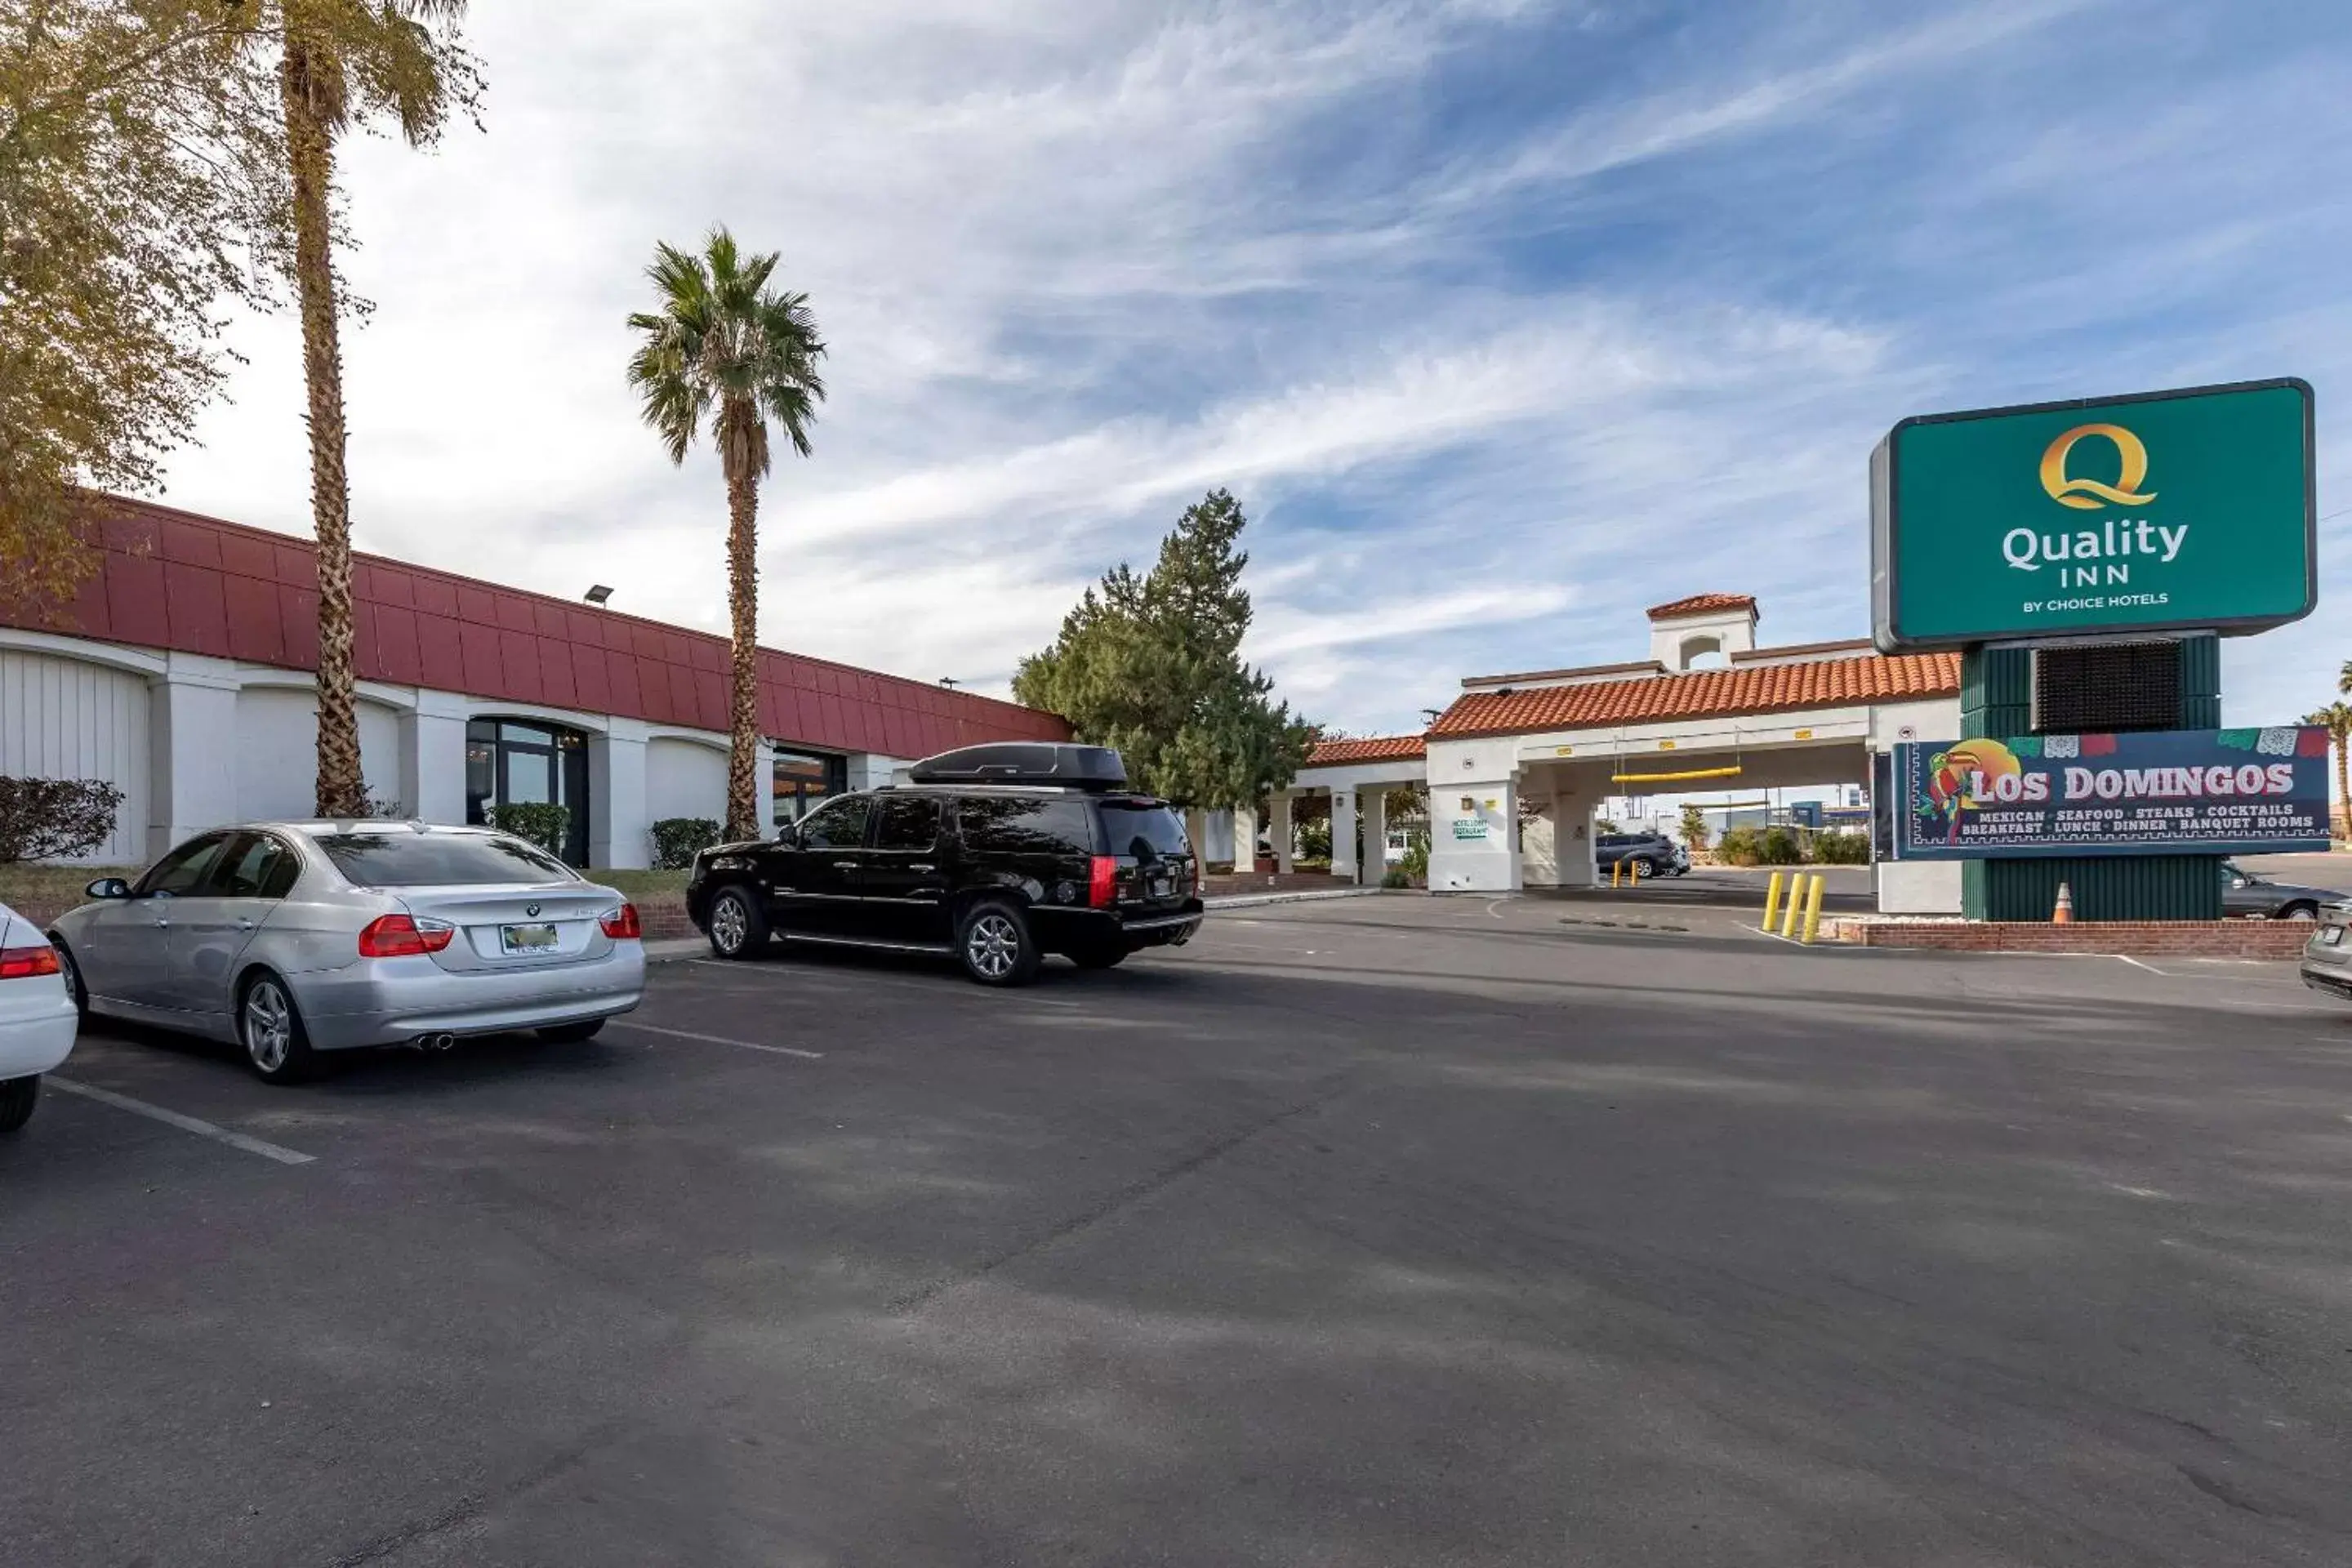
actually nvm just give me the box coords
[1872,379,2314,650]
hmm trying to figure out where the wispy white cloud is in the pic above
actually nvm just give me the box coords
[157,0,2352,739]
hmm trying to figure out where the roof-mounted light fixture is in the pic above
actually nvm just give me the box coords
[584,584,614,606]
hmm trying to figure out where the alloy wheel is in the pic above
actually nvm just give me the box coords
[712,894,749,954]
[966,913,1020,979]
[243,981,292,1074]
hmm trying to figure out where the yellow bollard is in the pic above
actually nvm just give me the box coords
[1801,873,1826,945]
[1610,859,1621,889]
[1762,870,1784,932]
[1631,857,1644,885]
[1779,874,1802,938]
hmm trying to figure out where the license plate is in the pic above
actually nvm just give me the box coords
[500,922,559,954]
[2325,927,2345,947]
[1148,875,1172,899]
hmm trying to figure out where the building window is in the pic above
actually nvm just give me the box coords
[466,718,591,865]
[773,747,847,825]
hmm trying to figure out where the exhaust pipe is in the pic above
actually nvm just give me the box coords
[410,1032,457,1052]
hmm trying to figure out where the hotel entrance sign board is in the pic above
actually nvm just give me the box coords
[1871,380,2315,651]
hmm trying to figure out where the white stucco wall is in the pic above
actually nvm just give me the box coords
[0,642,154,862]
[645,735,728,825]
[231,686,400,822]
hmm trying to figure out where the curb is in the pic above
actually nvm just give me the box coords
[1205,888,1389,911]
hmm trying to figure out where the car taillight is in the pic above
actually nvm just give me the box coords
[358,914,454,958]
[600,903,642,939]
[0,944,60,980]
[1087,856,1117,909]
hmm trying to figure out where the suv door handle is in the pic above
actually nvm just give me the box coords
[236,918,256,931]
[832,861,859,871]
[907,863,934,873]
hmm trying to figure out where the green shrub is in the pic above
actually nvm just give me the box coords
[1380,868,1409,889]
[490,802,570,860]
[1401,836,1429,882]
[0,777,126,862]
[1297,819,1332,862]
[1758,826,1802,865]
[1716,826,1764,866]
[1812,829,1873,865]
[650,817,722,870]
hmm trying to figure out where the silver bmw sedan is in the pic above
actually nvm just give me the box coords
[48,822,644,1083]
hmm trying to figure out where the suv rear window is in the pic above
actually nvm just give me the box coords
[314,831,574,887]
[957,797,1095,856]
[1096,802,1189,860]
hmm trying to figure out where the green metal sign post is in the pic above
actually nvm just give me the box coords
[1873,379,2314,652]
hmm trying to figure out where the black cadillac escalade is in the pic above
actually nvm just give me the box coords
[686,743,1205,986]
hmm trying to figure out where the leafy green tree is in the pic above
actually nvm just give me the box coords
[1678,802,1709,852]
[2307,702,2352,844]
[629,229,827,839]
[0,2,287,605]
[1014,489,1313,808]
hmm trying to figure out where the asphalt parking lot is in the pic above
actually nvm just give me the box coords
[6,896,2351,1566]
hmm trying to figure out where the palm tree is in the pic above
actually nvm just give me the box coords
[627,230,826,840]
[2310,702,2352,846]
[2341,658,2351,697]
[270,2,479,816]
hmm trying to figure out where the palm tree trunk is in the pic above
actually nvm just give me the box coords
[723,457,762,840]
[2336,733,2350,845]
[281,40,366,818]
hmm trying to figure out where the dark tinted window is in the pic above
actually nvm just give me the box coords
[800,795,872,850]
[872,796,942,852]
[315,831,574,887]
[207,833,296,898]
[959,797,1096,856]
[137,834,230,897]
[1095,803,1188,860]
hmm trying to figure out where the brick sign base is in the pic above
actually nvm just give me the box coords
[1823,919,2314,960]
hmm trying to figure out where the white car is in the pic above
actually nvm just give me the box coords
[0,898,79,1133]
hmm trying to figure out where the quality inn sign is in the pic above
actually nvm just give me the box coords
[1871,379,2315,650]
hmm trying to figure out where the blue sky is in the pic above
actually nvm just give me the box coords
[163,0,2352,738]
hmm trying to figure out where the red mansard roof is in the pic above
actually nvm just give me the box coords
[4,497,1068,758]
[1306,734,1428,766]
[1429,651,1960,740]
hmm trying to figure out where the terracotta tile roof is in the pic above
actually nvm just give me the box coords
[1428,651,1960,739]
[1306,734,1428,766]
[1646,592,1757,621]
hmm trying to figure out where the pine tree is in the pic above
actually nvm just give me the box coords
[1015,489,1313,807]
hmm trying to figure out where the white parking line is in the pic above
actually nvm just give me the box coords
[2115,955,2168,975]
[47,1077,316,1166]
[606,1020,825,1060]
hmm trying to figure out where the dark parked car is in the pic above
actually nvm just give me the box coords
[2221,860,2348,922]
[686,743,1204,986]
[1594,831,1689,878]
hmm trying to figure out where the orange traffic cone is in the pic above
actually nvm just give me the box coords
[2052,881,2074,924]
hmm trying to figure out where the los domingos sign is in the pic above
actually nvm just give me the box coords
[1872,379,2316,649]
[1891,727,2334,860]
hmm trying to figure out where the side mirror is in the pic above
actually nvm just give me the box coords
[774,822,799,846]
[2229,875,2247,889]
[86,877,131,900]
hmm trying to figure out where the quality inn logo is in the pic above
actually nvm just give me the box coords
[2038,422,2157,510]
[2004,420,2182,599]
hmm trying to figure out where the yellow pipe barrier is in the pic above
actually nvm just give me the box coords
[1610,764,1746,785]
[1631,857,1644,885]
[1610,859,1621,889]
[1801,874,1826,945]
[1762,871,1784,932]
[1779,875,1802,938]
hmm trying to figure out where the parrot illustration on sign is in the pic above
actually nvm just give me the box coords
[1918,739,2020,844]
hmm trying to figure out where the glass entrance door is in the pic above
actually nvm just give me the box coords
[466,719,591,866]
